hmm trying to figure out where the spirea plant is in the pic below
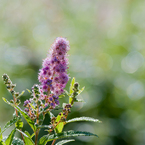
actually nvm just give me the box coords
[1,37,101,145]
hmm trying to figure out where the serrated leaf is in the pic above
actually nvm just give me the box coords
[17,90,25,98]
[56,139,75,145]
[23,131,34,145]
[37,125,52,129]
[5,128,16,145]
[55,112,65,133]
[66,117,101,124]
[69,77,75,95]
[15,120,23,129]
[0,116,20,135]
[38,130,98,145]
[2,98,36,132]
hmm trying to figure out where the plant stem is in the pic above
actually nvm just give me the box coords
[13,95,25,143]
[51,139,56,145]
[35,97,40,145]
[35,130,39,145]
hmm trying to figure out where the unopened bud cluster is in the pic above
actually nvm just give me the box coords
[70,82,79,105]
[2,74,16,95]
[2,74,20,105]
[62,104,72,117]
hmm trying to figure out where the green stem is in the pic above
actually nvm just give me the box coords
[13,95,25,143]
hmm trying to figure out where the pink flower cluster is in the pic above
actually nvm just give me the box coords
[38,37,70,106]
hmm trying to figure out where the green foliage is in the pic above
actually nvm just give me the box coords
[23,131,34,145]
[56,139,75,145]
[16,90,25,99]
[16,129,29,138]
[66,117,101,124]
[55,112,65,133]
[5,129,16,145]
[0,127,5,145]
[0,127,2,140]
[69,78,85,105]
[3,136,24,145]
[2,68,99,145]
[15,120,23,129]
[69,77,75,95]
[38,130,98,145]
[0,141,5,145]
[78,87,85,96]
[2,97,36,132]
[37,125,52,129]
[0,116,20,135]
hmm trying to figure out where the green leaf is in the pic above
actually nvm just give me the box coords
[38,130,98,145]
[55,112,65,133]
[0,116,20,135]
[29,103,35,110]
[0,127,5,145]
[15,120,23,129]
[2,98,36,132]
[69,97,73,105]
[30,133,35,139]
[59,94,65,98]
[5,128,16,145]
[0,127,2,140]
[17,90,25,98]
[3,136,24,145]
[64,90,69,96]
[69,77,75,95]
[24,131,31,138]
[26,89,32,94]
[48,112,55,119]
[0,140,5,145]
[16,129,29,138]
[37,125,52,129]
[56,139,75,145]
[74,99,85,103]
[66,117,101,124]
[23,131,34,145]
[78,87,85,95]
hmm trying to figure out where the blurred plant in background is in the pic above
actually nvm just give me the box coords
[0,0,145,145]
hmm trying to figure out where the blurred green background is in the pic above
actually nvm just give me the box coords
[1,0,145,145]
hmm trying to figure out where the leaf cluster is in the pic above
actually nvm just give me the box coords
[1,75,101,145]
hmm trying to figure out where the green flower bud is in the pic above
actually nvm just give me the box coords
[10,100,14,103]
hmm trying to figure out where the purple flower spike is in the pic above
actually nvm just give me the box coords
[38,37,70,108]
[38,37,69,94]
